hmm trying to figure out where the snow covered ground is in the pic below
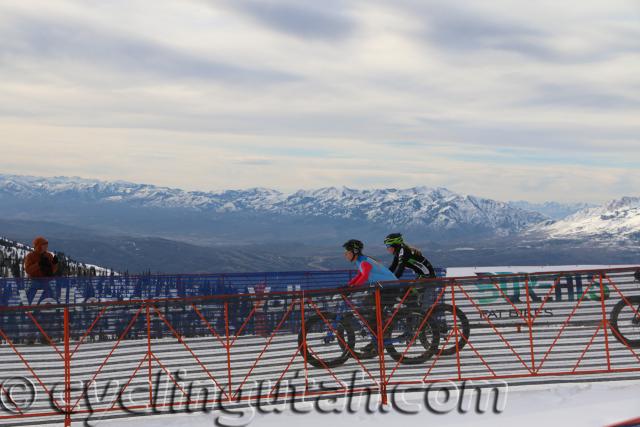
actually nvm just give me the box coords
[86,264,640,427]
[93,379,640,427]
[3,264,639,427]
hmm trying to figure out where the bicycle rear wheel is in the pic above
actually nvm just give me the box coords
[610,296,640,348]
[431,304,470,356]
[342,312,381,360]
[299,312,355,368]
[385,310,440,365]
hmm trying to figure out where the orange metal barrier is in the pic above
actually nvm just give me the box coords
[0,267,639,426]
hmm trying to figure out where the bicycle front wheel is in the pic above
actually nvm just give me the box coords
[299,312,355,368]
[610,296,640,348]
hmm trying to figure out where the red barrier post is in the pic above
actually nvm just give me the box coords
[599,272,612,371]
[64,306,71,427]
[525,275,536,373]
[451,280,462,380]
[146,303,153,407]
[300,291,309,392]
[374,285,388,405]
[225,301,232,401]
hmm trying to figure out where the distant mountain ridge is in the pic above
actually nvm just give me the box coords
[0,174,547,239]
[508,201,596,220]
[1,174,639,272]
[530,197,640,242]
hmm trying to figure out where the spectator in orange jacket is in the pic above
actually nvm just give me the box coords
[24,236,59,278]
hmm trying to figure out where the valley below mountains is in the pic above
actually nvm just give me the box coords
[0,174,638,274]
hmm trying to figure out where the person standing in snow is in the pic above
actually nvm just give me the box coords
[23,236,60,344]
[24,236,59,278]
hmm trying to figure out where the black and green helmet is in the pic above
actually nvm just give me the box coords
[384,233,404,247]
[342,239,364,254]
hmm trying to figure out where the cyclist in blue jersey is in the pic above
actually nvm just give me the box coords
[342,239,399,356]
[343,239,398,287]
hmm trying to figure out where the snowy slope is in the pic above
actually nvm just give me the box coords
[0,174,546,235]
[95,380,640,427]
[529,197,640,241]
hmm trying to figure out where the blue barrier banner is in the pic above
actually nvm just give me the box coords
[0,268,447,345]
[0,268,448,307]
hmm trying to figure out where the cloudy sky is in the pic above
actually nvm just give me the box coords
[0,0,638,203]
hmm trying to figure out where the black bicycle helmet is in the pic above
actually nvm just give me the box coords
[342,239,364,255]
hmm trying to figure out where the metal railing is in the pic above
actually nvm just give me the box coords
[0,266,638,426]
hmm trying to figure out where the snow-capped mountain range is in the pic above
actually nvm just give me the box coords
[0,174,544,236]
[0,174,638,244]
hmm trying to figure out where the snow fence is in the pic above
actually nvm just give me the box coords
[0,266,639,426]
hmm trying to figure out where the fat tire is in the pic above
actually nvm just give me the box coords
[299,312,355,368]
[432,304,470,356]
[610,296,640,349]
[385,310,440,365]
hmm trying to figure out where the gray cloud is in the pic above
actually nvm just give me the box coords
[523,83,640,110]
[411,118,639,153]
[425,7,547,54]
[0,13,298,83]
[399,2,554,57]
[1,0,638,204]
[215,0,356,40]
[399,1,640,63]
